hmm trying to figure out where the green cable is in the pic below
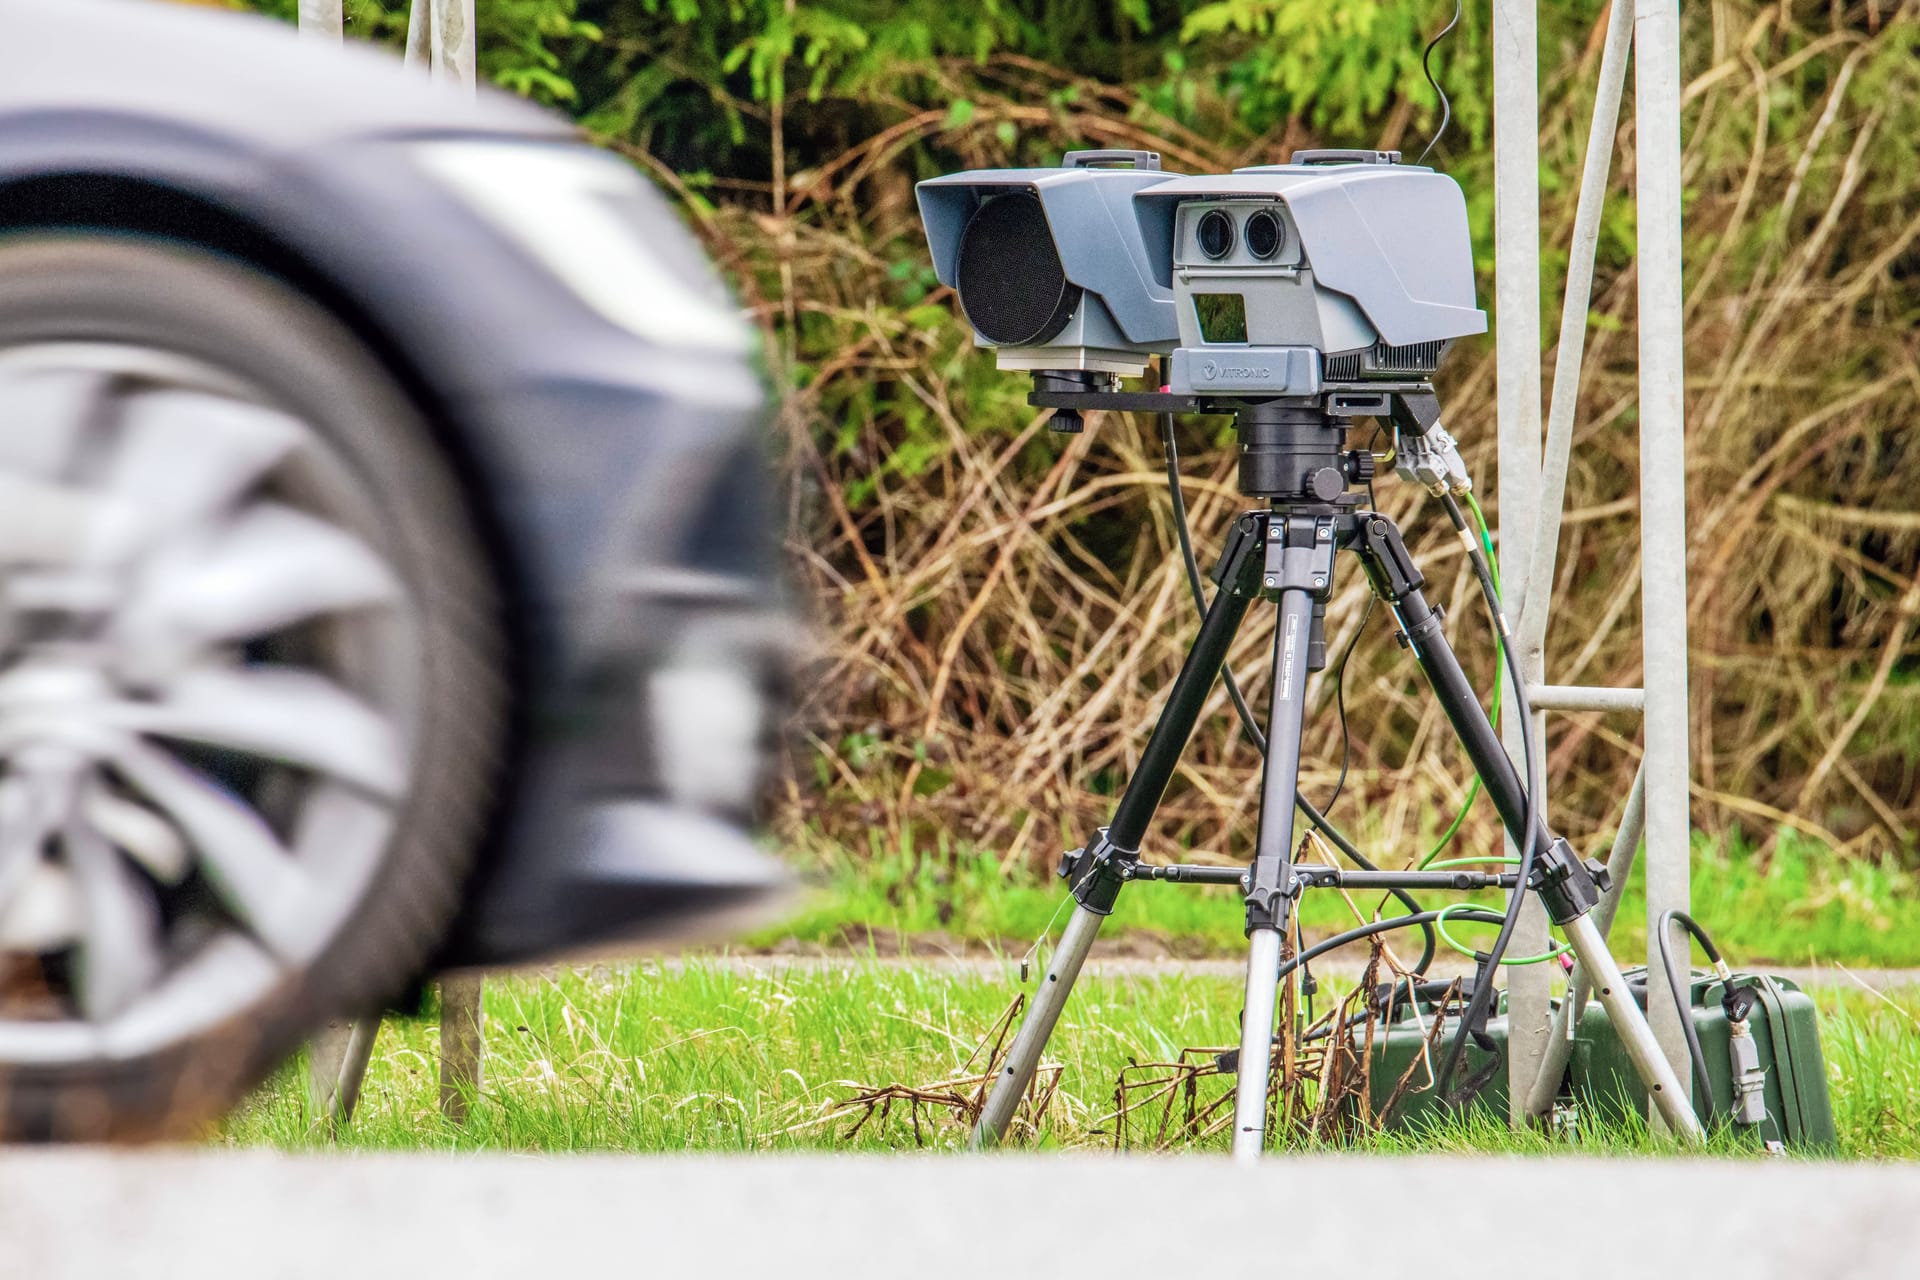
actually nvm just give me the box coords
[1435,903,1571,966]
[1415,492,1504,869]
[1427,496,1564,966]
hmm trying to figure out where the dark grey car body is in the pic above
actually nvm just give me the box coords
[0,0,789,968]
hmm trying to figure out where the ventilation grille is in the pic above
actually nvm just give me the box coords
[1372,339,1446,372]
[1325,340,1448,381]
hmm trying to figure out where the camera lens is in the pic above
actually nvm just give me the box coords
[956,193,1083,347]
[1196,208,1235,260]
[1245,208,1284,260]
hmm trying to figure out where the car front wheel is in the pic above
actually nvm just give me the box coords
[0,235,507,1140]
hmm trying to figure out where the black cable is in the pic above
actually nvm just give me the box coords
[1323,593,1374,813]
[1430,490,1543,1101]
[1322,444,1383,815]
[1415,0,1464,167]
[1157,411,1436,975]
[1276,906,1505,984]
[1656,909,1722,1119]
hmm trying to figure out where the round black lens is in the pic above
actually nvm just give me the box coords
[1196,209,1235,260]
[955,194,1081,347]
[1245,208,1284,260]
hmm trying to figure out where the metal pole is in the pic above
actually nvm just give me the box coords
[308,1020,353,1120]
[438,972,485,1124]
[1522,764,1646,1120]
[404,0,430,69]
[308,1014,382,1130]
[1633,0,1696,1117]
[297,0,343,40]
[1491,0,1551,1121]
[430,0,478,92]
[1232,585,1316,1163]
[973,561,1258,1147]
[972,905,1103,1147]
[1518,0,1634,650]
[1561,913,1703,1141]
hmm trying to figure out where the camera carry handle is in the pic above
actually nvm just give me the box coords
[1288,148,1402,166]
[1061,149,1161,170]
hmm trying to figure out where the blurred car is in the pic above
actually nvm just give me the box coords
[0,0,793,1139]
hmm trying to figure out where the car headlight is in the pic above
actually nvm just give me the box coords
[410,141,754,356]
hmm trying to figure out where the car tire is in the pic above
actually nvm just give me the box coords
[0,234,507,1141]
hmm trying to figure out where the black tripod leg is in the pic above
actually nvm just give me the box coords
[1349,512,1703,1140]
[972,545,1259,1148]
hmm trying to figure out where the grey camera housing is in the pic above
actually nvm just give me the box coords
[915,152,1178,377]
[1134,157,1487,395]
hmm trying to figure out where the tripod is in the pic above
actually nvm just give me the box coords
[971,394,1703,1158]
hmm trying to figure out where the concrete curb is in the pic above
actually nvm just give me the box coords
[4,1150,1915,1278]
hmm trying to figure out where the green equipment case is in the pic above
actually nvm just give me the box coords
[1354,969,1835,1149]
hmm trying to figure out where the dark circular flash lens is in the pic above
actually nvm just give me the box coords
[1196,208,1236,260]
[1245,208,1284,260]
[955,193,1081,347]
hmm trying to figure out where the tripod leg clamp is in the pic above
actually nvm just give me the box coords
[1058,827,1137,915]
[1530,837,1610,925]
[1210,512,1271,599]
[1243,880,1296,933]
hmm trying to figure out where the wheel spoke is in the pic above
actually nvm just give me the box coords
[101,665,408,800]
[0,475,139,569]
[0,776,63,942]
[104,389,302,544]
[80,780,189,884]
[112,502,402,683]
[0,365,106,478]
[107,737,317,961]
[63,823,162,1022]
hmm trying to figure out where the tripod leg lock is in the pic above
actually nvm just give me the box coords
[1529,837,1611,925]
[1242,876,1298,933]
[1353,515,1427,601]
[1058,826,1138,915]
[1211,513,1271,599]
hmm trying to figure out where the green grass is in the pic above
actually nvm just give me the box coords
[218,960,1920,1159]
[750,829,1920,970]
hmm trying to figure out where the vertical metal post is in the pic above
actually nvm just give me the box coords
[438,971,486,1125]
[404,0,430,69]
[308,1014,382,1131]
[1491,0,1552,1120]
[297,0,343,41]
[1519,0,1633,644]
[1633,0,1696,1113]
[430,0,478,91]
[308,1019,354,1120]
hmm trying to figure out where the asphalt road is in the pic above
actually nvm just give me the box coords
[7,1150,1917,1278]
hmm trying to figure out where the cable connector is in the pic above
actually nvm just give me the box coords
[1394,420,1474,495]
[1727,1016,1768,1126]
